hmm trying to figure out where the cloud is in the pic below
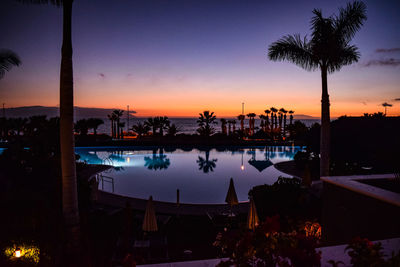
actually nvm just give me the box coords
[98,73,106,78]
[382,102,393,107]
[394,98,400,101]
[361,101,367,106]
[375,48,400,53]
[362,58,400,67]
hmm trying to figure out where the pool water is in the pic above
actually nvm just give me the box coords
[76,146,302,204]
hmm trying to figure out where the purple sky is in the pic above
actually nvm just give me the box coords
[1,0,399,117]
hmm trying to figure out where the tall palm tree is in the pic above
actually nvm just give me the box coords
[157,116,170,136]
[118,121,125,139]
[107,113,114,138]
[197,111,217,137]
[280,108,288,134]
[237,114,245,133]
[220,118,227,135]
[0,49,21,79]
[112,109,124,139]
[264,109,271,130]
[289,110,295,125]
[16,0,82,261]
[259,114,266,131]
[268,1,366,176]
[270,107,278,130]
[247,113,256,135]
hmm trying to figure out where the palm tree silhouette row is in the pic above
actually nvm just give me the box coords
[268,1,367,176]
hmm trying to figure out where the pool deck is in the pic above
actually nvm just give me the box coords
[96,190,250,216]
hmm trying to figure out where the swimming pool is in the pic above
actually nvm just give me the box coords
[76,146,302,204]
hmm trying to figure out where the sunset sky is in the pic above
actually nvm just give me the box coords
[1,0,399,118]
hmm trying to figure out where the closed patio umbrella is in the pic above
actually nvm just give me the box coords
[142,196,158,232]
[225,178,238,216]
[225,178,239,205]
[247,196,259,231]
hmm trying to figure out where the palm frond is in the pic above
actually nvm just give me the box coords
[268,34,318,71]
[334,1,367,42]
[327,45,360,73]
[0,49,21,79]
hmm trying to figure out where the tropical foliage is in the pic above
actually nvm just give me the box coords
[215,215,321,267]
[0,49,21,79]
[268,1,367,176]
[197,111,217,137]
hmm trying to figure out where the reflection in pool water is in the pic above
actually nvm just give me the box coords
[75,146,303,204]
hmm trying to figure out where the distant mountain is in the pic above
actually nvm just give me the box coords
[3,106,136,120]
[293,114,320,120]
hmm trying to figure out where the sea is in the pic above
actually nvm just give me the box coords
[92,117,321,135]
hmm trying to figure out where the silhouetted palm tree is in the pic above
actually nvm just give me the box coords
[0,49,21,79]
[131,122,150,138]
[167,123,179,136]
[289,110,294,125]
[247,113,256,135]
[231,119,236,132]
[259,114,266,131]
[237,114,245,133]
[157,116,170,136]
[145,117,160,136]
[112,109,124,139]
[280,108,288,134]
[197,111,217,137]
[220,118,227,135]
[118,121,125,139]
[270,107,278,129]
[268,1,366,176]
[264,109,271,130]
[16,0,82,261]
[107,113,115,138]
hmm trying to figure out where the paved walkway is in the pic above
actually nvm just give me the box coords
[97,191,249,216]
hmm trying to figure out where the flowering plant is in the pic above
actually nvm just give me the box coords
[215,216,321,267]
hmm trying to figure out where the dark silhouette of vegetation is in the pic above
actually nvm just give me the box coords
[144,149,170,170]
[75,119,89,136]
[86,118,104,136]
[237,114,245,133]
[131,122,150,138]
[197,150,217,173]
[269,1,367,176]
[166,123,179,137]
[112,109,124,139]
[197,111,217,137]
[220,118,227,135]
[0,49,21,79]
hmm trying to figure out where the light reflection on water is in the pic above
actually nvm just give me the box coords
[76,146,303,204]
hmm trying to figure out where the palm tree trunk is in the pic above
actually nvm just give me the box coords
[320,66,330,177]
[59,0,81,263]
